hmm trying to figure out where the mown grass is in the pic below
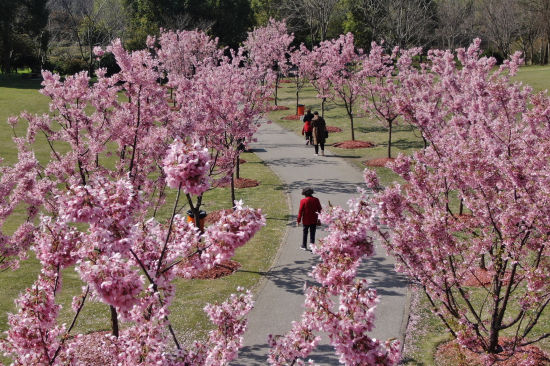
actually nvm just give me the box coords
[268,66,550,365]
[0,77,288,357]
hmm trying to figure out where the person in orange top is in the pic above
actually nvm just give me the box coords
[297,187,322,251]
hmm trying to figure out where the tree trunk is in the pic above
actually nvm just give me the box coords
[110,305,119,337]
[236,157,240,179]
[274,73,280,106]
[349,112,355,141]
[480,254,487,270]
[321,98,326,118]
[230,172,236,208]
[388,120,393,159]
[296,83,299,115]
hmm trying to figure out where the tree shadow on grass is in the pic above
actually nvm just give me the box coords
[391,138,425,151]
[358,125,388,134]
[0,78,43,90]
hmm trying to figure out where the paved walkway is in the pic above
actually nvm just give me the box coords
[235,122,409,365]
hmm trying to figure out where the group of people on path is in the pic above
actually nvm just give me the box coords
[297,109,329,250]
[301,109,327,156]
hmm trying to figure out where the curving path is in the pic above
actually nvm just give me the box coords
[235,122,409,365]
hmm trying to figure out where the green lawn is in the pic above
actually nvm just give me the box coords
[268,66,550,365]
[0,77,288,355]
[2,63,550,363]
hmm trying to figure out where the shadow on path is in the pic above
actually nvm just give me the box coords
[286,179,364,195]
[236,344,339,365]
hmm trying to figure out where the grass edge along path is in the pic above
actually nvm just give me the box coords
[0,77,289,360]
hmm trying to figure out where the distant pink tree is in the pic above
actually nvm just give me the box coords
[243,18,294,106]
[268,190,400,365]
[309,33,365,141]
[374,40,550,361]
[155,29,222,80]
[361,42,421,158]
[173,55,270,207]
[289,44,311,115]
[296,42,332,118]
[0,39,266,365]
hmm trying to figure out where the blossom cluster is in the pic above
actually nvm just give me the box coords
[163,139,212,195]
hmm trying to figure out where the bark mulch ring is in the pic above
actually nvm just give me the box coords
[462,268,511,287]
[239,158,247,164]
[204,209,233,225]
[279,79,291,83]
[435,338,550,366]
[363,158,395,167]
[282,114,301,120]
[213,178,260,189]
[326,126,343,133]
[68,332,115,366]
[272,105,290,111]
[333,140,375,149]
[192,259,242,279]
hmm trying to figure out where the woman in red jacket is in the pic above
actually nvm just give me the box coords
[297,187,322,251]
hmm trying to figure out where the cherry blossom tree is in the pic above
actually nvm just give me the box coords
[296,42,332,118]
[243,18,294,106]
[0,38,266,365]
[308,33,366,141]
[361,42,421,158]
[373,40,550,360]
[172,54,270,207]
[289,44,310,115]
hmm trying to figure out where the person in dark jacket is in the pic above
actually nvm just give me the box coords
[297,187,322,251]
[311,111,327,156]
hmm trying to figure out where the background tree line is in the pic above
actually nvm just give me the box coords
[2,0,550,75]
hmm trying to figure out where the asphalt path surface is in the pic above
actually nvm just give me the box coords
[234,121,409,365]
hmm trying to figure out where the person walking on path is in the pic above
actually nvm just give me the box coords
[296,187,322,251]
[311,111,327,156]
[302,109,314,145]
[302,118,313,145]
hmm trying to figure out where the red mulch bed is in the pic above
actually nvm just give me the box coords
[68,331,114,366]
[435,338,550,366]
[363,158,395,167]
[167,98,175,104]
[239,159,246,164]
[279,79,291,83]
[192,259,241,279]
[282,114,301,120]
[214,178,260,189]
[170,106,180,111]
[333,140,375,149]
[272,105,290,111]
[463,268,511,287]
[265,97,275,101]
[204,209,233,225]
[326,126,342,132]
